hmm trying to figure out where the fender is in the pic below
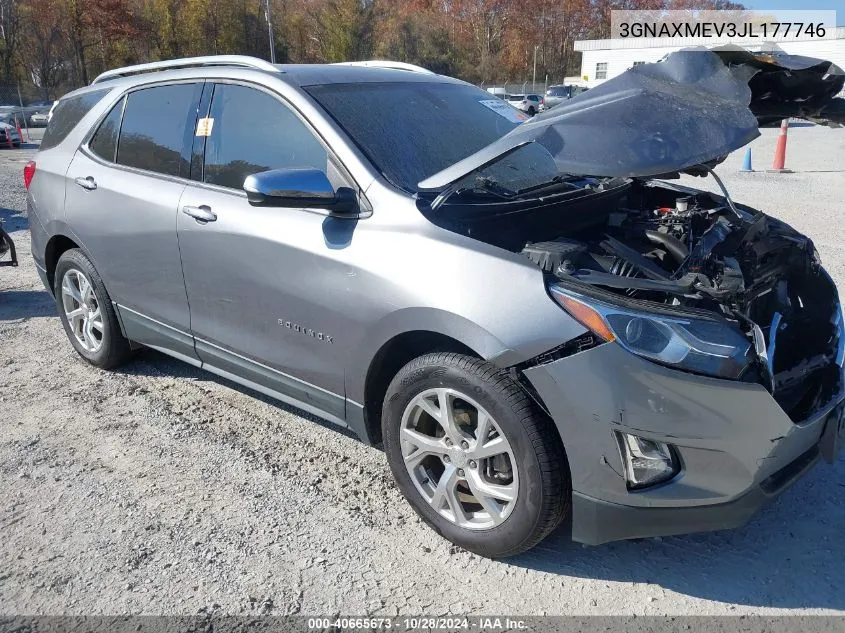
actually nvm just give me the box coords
[344,305,583,405]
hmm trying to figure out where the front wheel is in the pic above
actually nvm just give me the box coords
[382,353,569,558]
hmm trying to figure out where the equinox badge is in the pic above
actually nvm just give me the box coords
[278,319,334,344]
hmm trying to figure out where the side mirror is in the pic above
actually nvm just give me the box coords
[243,168,358,215]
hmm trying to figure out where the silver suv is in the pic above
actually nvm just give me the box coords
[26,53,845,558]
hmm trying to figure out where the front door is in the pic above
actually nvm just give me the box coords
[177,82,358,421]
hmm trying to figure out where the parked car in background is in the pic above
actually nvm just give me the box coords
[541,84,588,111]
[506,94,542,115]
[28,100,55,126]
[0,122,22,147]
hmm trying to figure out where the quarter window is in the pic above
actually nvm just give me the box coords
[202,84,328,190]
[89,96,125,163]
[116,83,201,178]
[596,62,608,80]
[41,88,111,151]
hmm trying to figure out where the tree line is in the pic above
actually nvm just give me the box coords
[0,0,741,99]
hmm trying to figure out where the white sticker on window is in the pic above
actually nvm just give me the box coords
[196,117,214,137]
[479,99,529,123]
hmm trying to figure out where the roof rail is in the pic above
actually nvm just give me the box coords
[92,55,280,84]
[332,60,435,75]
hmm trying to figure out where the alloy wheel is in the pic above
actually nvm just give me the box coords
[400,388,519,530]
[60,268,104,353]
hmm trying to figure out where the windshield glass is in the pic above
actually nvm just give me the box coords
[306,81,535,192]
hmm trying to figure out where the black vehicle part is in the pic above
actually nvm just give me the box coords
[0,222,17,267]
[712,45,845,127]
[522,238,586,273]
[600,235,670,281]
[643,229,689,265]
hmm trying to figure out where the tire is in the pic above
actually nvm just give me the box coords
[382,353,569,558]
[54,248,132,369]
[527,106,536,116]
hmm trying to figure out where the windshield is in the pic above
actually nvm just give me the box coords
[305,81,532,192]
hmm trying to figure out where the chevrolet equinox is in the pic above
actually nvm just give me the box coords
[26,50,845,557]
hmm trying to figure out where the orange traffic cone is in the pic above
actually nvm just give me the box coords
[768,119,792,173]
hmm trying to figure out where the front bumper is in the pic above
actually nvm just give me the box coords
[522,342,843,545]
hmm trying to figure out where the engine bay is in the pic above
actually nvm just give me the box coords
[510,178,843,422]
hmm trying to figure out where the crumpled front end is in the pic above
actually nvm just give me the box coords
[522,340,844,545]
[511,182,845,545]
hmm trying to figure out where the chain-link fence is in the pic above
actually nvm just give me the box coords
[0,84,53,146]
[477,81,550,97]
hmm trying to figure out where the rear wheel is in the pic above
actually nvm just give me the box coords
[382,353,569,558]
[54,248,132,369]
[527,106,536,116]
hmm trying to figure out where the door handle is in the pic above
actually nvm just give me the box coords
[74,176,97,191]
[182,205,217,223]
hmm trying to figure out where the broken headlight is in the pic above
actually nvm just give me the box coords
[550,286,753,379]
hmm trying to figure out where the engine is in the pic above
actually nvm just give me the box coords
[519,182,842,422]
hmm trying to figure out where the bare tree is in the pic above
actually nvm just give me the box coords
[0,0,20,83]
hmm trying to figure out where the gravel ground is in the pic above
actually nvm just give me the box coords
[1,125,844,617]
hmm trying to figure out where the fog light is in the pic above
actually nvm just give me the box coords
[616,432,679,490]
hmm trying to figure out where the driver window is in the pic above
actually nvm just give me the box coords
[202,84,328,190]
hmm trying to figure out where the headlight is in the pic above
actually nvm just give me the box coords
[550,285,753,379]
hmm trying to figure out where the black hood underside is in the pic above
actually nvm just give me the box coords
[419,46,845,189]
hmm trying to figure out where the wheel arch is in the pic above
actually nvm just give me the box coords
[361,330,479,446]
[349,305,546,445]
[44,234,81,294]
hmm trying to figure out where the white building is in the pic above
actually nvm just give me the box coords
[574,26,845,88]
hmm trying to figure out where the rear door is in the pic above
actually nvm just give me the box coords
[64,82,204,361]
[177,82,356,420]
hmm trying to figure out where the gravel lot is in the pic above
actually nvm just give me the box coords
[1,125,844,617]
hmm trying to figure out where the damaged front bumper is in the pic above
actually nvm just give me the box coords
[522,342,844,545]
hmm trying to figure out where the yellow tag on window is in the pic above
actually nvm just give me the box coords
[196,117,214,137]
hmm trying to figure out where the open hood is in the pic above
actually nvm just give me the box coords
[419,46,844,191]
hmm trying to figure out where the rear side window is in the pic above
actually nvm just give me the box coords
[40,88,110,151]
[202,84,327,190]
[89,96,125,162]
[116,83,201,178]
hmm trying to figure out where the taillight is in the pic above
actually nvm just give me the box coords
[24,160,35,190]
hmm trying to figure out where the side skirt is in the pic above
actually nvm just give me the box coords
[115,304,365,439]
